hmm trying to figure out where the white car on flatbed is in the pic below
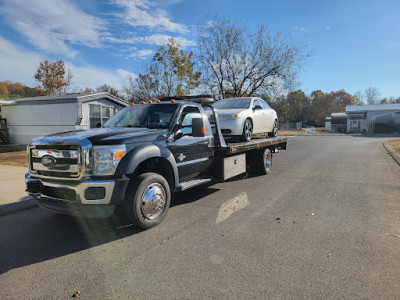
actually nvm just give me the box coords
[212,97,278,141]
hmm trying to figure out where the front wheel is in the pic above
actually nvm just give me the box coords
[240,119,253,142]
[123,172,171,229]
[268,120,278,137]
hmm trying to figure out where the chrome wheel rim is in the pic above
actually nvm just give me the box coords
[264,151,271,171]
[244,120,252,140]
[140,183,166,220]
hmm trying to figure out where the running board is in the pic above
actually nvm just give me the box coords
[177,176,213,192]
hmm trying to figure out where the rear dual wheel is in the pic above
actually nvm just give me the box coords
[248,148,272,175]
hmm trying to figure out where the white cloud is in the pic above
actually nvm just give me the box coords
[134,34,196,47]
[0,36,134,91]
[66,64,135,91]
[104,34,196,47]
[0,36,43,86]
[128,49,154,59]
[294,26,306,32]
[112,0,188,33]
[0,0,106,57]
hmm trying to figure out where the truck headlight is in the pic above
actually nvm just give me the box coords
[92,145,126,176]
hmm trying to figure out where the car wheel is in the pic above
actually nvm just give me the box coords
[268,120,278,137]
[123,172,171,229]
[241,119,253,142]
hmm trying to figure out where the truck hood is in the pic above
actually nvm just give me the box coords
[30,127,169,146]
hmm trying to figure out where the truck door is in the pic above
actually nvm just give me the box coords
[168,105,214,180]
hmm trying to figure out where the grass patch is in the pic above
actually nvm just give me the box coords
[0,150,28,167]
[387,139,400,155]
[278,129,304,136]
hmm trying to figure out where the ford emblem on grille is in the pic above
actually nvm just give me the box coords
[41,155,57,167]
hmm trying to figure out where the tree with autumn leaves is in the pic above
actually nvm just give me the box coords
[268,89,356,126]
[34,60,73,96]
[124,38,201,102]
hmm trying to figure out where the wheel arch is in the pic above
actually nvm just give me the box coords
[116,144,179,190]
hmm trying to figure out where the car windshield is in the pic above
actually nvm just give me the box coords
[212,98,251,109]
[103,104,178,129]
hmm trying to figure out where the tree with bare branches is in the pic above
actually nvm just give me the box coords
[196,16,310,99]
[364,87,380,104]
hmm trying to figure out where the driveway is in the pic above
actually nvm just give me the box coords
[0,165,30,205]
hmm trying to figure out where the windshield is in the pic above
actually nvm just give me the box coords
[212,98,251,109]
[103,104,178,129]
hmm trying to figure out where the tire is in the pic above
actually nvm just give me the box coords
[123,172,171,229]
[240,119,253,142]
[251,148,272,175]
[268,120,278,137]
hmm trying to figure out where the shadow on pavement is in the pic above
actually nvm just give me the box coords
[0,186,219,274]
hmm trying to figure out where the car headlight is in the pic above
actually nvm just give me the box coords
[221,114,240,121]
[92,145,126,176]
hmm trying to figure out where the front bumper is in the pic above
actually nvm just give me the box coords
[219,118,245,136]
[25,173,129,218]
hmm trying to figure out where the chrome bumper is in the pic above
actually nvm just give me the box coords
[25,173,115,205]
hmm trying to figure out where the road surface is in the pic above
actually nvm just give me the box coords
[1,136,399,299]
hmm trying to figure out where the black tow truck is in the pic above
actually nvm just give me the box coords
[26,98,290,229]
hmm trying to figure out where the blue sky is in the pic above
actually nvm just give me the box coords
[0,0,399,99]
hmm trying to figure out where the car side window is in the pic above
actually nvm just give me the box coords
[260,100,271,109]
[253,99,261,109]
[178,106,202,136]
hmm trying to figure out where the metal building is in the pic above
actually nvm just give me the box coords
[346,104,400,134]
[0,93,128,144]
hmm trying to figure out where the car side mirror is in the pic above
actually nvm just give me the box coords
[96,122,102,128]
[192,118,206,137]
[253,105,263,110]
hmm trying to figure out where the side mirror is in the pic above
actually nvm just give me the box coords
[253,105,263,110]
[192,118,206,137]
[96,122,102,128]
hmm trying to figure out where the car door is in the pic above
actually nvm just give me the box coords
[260,99,275,132]
[251,99,267,133]
[168,105,214,181]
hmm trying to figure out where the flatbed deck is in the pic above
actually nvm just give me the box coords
[222,136,293,155]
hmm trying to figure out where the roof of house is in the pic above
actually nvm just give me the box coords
[346,103,400,112]
[331,112,347,118]
[0,92,128,107]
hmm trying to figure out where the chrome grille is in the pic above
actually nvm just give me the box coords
[29,145,82,179]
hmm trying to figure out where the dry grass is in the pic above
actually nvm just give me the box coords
[387,139,400,155]
[0,150,28,167]
[278,129,304,136]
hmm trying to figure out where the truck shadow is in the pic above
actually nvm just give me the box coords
[0,186,219,274]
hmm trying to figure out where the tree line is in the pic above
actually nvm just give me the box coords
[1,16,399,126]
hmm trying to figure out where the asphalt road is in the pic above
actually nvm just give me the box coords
[1,136,399,299]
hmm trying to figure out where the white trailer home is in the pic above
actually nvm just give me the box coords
[0,93,128,144]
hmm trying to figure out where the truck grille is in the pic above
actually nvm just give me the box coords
[29,144,82,179]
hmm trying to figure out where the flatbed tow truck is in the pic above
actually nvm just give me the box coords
[25,98,291,229]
